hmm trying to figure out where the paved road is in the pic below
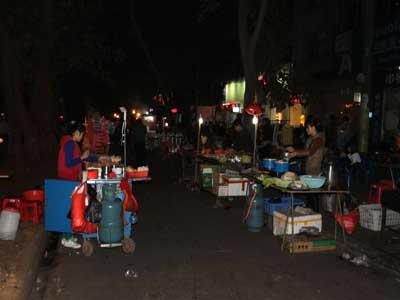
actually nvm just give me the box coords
[38,159,400,300]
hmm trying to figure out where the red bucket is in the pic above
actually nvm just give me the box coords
[22,190,44,202]
[87,169,99,179]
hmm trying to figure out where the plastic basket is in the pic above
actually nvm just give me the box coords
[359,204,400,231]
[127,170,149,179]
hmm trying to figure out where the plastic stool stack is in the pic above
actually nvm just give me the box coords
[21,190,44,224]
[368,180,396,204]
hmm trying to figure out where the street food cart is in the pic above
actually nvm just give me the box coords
[44,161,151,256]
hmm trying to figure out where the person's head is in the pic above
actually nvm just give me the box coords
[67,121,85,142]
[233,119,243,132]
[305,118,322,137]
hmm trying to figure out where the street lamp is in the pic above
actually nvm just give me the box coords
[252,115,258,168]
[119,107,127,167]
[194,115,204,187]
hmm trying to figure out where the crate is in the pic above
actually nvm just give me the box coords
[359,204,400,231]
[285,235,336,254]
[273,210,322,236]
[264,197,305,215]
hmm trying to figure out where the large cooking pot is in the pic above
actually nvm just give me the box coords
[274,160,289,173]
[263,158,276,170]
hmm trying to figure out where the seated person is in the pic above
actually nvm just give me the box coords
[200,129,214,155]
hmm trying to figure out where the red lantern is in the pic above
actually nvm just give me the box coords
[245,103,263,116]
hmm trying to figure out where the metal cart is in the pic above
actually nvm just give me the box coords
[44,176,151,256]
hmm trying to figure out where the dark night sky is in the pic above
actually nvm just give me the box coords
[101,0,241,106]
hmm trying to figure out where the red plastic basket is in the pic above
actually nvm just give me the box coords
[127,170,149,178]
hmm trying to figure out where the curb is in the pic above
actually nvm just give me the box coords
[0,224,47,300]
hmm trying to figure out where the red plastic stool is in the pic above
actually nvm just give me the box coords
[21,190,44,224]
[2,197,22,210]
[368,180,396,204]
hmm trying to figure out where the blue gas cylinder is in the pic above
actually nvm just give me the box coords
[99,184,123,244]
[244,183,264,232]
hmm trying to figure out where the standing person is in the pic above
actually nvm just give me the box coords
[325,114,338,151]
[258,117,273,158]
[337,116,352,152]
[286,118,325,176]
[57,121,95,249]
[84,111,110,155]
[230,119,253,153]
[58,122,90,181]
[132,118,147,166]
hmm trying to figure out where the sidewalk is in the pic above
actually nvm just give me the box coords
[0,223,47,300]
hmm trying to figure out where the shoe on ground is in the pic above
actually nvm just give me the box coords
[61,238,81,249]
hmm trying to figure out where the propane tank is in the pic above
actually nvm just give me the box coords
[0,198,21,240]
[98,184,123,244]
[244,183,264,232]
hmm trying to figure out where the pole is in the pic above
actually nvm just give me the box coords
[194,116,203,187]
[252,116,258,168]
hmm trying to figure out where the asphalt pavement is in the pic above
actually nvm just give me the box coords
[35,157,400,300]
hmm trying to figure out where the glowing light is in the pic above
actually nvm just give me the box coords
[344,103,353,109]
[113,113,120,119]
[0,137,3,144]
[59,115,64,120]
[258,74,264,81]
[144,116,154,122]
[132,109,136,115]
[276,112,282,123]
[136,112,141,119]
[165,122,169,127]
[171,108,178,114]
[198,116,204,125]
[252,115,258,125]
[232,106,240,113]
[300,114,305,126]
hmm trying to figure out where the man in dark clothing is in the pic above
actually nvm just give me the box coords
[131,118,147,166]
[231,119,253,153]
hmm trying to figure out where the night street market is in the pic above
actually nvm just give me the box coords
[1,1,400,300]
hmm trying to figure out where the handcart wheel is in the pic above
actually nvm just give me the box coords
[82,240,94,257]
[122,237,136,254]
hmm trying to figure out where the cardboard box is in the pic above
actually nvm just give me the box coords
[285,235,336,254]
[221,175,249,197]
[273,210,322,236]
[200,165,219,188]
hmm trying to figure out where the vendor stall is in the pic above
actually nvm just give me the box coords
[45,157,150,256]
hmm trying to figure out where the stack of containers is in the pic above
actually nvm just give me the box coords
[264,197,305,231]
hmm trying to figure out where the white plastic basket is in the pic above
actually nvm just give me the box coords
[359,204,400,231]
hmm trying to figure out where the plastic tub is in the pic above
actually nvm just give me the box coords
[300,175,326,189]
[23,190,44,202]
[263,159,276,170]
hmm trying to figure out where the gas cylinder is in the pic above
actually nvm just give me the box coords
[98,184,123,244]
[0,198,21,240]
[244,183,264,232]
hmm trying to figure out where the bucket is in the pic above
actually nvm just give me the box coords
[274,161,289,173]
[0,198,21,240]
[263,159,276,170]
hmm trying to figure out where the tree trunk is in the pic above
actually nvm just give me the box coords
[238,0,268,109]
[0,20,40,176]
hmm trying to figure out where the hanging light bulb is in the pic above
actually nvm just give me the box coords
[199,115,204,125]
[252,115,258,125]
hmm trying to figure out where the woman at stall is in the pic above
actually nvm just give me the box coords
[57,121,94,249]
[58,121,90,181]
[286,118,325,176]
[200,128,215,155]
